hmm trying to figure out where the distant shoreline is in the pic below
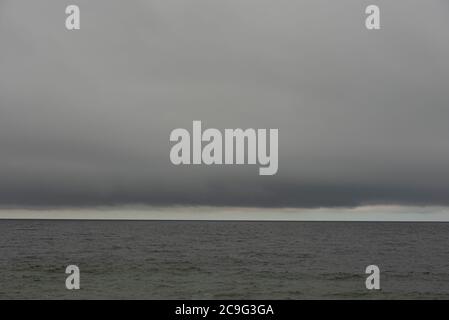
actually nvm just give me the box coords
[1,205,449,222]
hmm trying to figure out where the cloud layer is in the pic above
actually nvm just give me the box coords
[1,0,449,208]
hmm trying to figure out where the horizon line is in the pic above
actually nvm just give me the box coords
[1,205,449,222]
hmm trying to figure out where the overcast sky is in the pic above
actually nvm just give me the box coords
[0,0,448,209]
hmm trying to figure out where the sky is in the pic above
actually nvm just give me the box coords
[0,0,449,213]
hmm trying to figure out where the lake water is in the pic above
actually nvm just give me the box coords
[1,220,449,299]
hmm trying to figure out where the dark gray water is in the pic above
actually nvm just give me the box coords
[1,220,449,299]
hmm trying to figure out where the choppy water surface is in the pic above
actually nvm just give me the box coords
[1,220,449,299]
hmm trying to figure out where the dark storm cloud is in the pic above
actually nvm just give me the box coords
[1,0,449,208]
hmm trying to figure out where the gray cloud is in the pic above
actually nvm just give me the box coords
[1,0,449,208]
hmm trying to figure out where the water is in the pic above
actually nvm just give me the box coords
[1,220,449,299]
